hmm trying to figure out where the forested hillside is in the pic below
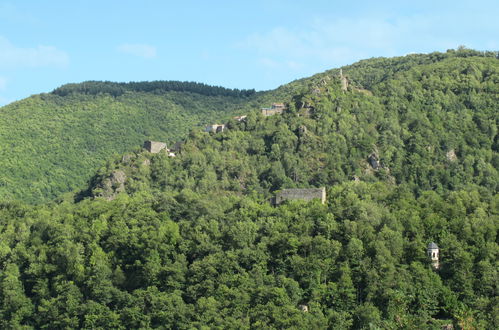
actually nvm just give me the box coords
[0,49,498,328]
[0,83,258,203]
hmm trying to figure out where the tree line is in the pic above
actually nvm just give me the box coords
[51,80,257,98]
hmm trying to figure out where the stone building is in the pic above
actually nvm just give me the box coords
[340,69,349,91]
[273,187,326,205]
[427,242,440,269]
[233,115,247,122]
[205,124,225,133]
[143,141,167,153]
[261,103,287,116]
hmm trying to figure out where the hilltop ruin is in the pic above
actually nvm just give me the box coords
[272,187,326,205]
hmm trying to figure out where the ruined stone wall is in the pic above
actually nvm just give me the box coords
[205,124,225,133]
[275,187,326,204]
[143,141,167,153]
[262,108,284,116]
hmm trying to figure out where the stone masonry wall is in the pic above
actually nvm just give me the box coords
[275,187,326,205]
[144,141,167,153]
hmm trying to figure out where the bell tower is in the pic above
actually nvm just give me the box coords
[427,242,439,269]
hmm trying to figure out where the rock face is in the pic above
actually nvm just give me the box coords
[368,153,380,170]
[171,141,184,152]
[311,87,321,95]
[446,149,457,162]
[274,187,326,205]
[121,154,133,164]
[298,125,307,136]
[95,170,127,201]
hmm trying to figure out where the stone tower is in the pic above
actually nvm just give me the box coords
[339,69,348,91]
[143,141,167,153]
[427,242,439,269]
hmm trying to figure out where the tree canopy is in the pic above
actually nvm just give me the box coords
[0,49,497,328]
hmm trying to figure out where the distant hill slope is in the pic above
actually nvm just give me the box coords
[0,48,497,203]
[87,50,498,201]
[0,49,497,329]
[0,84,260,203]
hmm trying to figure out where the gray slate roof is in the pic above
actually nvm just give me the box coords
[428,242,439,249]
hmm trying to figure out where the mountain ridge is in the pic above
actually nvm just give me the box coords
[0,49,497,328]
[0,48,497,205]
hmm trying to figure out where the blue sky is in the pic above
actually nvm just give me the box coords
[0,0,497,105]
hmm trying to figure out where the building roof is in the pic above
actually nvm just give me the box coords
[428,242,439,249]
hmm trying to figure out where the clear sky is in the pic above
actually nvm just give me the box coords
[0,0,497,105]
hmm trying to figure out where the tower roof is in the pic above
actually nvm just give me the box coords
[428,242,439,249]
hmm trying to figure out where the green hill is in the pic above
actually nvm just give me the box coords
[0,82,260,203]
[88,49,497,199]
[2,48,497,204]
[0,49,497,328]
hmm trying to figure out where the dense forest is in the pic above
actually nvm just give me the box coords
[0,87,260,203]
[0,49,497,328]
[51,80,257,98]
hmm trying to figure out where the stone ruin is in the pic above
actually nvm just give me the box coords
[339,69,349,91]
[233,115,247,122]
[446,149,457,162]
[273,187,326,205]
[143,141,167,153]
[368,153,381,170]
[298,305,309,313]
[261,103,287,116]
[205,124,226,133]
[143,140,177,157]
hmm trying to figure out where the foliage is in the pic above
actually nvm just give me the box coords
[52,80,257,98]
[0,89,259,203]
[0,49,497,328]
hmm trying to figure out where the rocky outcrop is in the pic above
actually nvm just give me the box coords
[298,125,307,136]
[368,153,381,170]
[94,170,127,201]
[446,149,457,162]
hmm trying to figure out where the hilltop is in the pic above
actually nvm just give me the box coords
[0,49,499,329]
[1,48,497,204]
[0,49,497,328]
[0,81,260,203]
[86,49,498,199]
